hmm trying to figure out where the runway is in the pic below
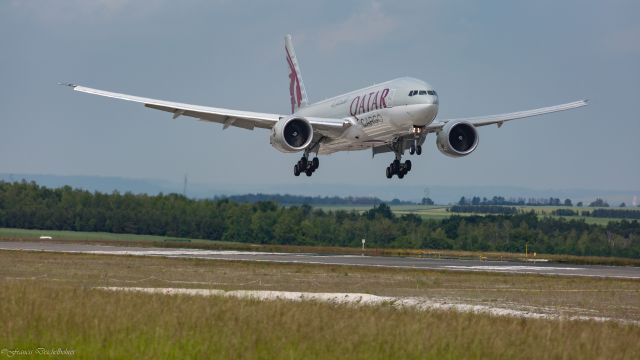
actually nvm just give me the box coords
[1,240,639,279]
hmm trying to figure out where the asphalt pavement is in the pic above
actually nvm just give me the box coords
[1,241,639,279]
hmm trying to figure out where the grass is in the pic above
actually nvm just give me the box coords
[0,228,247,247]
[1,250,640,359]
[2,250,640,321]
[3,281,640,359]
[0,227,211,244]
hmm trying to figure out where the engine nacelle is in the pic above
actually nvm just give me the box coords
[270,117,314,153]
[436,121,479,157]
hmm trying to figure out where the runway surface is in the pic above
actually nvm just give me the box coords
[1,241,639,279]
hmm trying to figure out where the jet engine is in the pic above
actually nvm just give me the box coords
[436,121,479,157]
[270,117,314,153]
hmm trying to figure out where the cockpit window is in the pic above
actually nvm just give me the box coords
[410,90,437,96]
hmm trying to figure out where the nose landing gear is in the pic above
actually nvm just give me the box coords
[410,126,424,155]
[409,143,422,155]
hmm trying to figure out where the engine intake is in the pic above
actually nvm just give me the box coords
[436,121,479,157]
[270,117,314,153]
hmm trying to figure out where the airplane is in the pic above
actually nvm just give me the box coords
[63,34,587,179]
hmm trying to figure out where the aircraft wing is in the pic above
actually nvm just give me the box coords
[425,99,588,132]
[63,84,349,135]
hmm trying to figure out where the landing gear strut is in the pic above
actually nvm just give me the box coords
[409,142,422,155]
[410,126,424,155]
[385,139,413,179]
[294,154,319,177]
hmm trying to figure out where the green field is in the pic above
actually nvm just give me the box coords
[0,227,243,246]
[314,204,637,224]
[1,250,639,359]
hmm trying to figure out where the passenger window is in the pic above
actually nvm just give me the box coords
[419,90,427,95]
[427,90,436,95]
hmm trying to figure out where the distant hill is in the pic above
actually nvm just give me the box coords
[1,173,638,205]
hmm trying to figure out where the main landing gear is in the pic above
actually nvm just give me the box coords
[294,155,319,177]
[386,159,412,179]
[386,129,425,179]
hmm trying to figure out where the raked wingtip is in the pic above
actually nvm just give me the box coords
[58,82,78,89]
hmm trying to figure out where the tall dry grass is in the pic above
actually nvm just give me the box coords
[1,280,639,359]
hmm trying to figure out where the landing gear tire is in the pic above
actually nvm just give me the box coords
[392,159,400,173]
[385,158,413,179]
[294,155,320,177]
[409,144,416,155]
[416,145,422,155]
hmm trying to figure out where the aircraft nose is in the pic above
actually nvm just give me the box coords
[409,103,439,126]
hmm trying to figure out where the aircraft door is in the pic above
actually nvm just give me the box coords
[387,88,396,108]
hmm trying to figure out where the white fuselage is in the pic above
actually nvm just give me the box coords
[294,77,439,154]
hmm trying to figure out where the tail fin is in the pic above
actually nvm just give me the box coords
[285,34,309,114]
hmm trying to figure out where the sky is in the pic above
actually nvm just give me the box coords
[1,0,639,194]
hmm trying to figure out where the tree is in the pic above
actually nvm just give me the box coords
[365,203,393,220]
[589,198,609,207]
[421,197,434,205]
[458,196,467,206]
[564,198,573,207]
[620,202,626,208]
[577,201,583,207]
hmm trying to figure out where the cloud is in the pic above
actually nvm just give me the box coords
[315,1,396,51]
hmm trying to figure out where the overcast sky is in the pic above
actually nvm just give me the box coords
[1,0,638,192]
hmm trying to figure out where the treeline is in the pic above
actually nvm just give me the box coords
[553,208,640,219]
[217,194,413,206]
[1,181,639,258]
[458,196,573,207]
[591,209,640,219]
[460,196,636,208]
[449,205,518,215]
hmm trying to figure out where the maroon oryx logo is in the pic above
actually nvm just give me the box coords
[286,47,303,114]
